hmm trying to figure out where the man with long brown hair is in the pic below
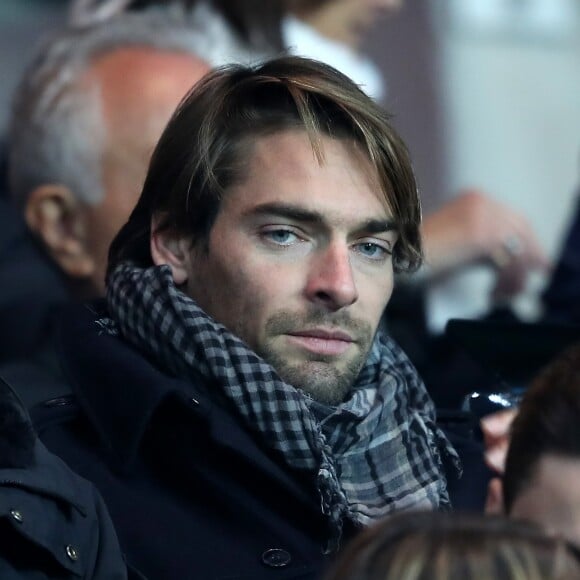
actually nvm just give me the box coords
[33,56,458,579]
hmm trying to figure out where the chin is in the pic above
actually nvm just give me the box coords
[281,362,354,406]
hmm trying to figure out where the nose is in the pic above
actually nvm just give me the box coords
[305,242,358,310]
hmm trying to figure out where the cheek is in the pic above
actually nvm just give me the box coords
[381,267,395,297]
[355,269,394,334]
[200,258,272,335]
[360,266,394,308]
[227,262,304,346]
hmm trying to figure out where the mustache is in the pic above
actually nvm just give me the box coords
[265,309,372,341]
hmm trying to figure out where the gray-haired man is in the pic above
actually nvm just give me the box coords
[8,11,209,298]
[0,12,208,374]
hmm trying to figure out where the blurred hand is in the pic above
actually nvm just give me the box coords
[421,189,550,298]
[485,477,504,515]
[480,408,518,475]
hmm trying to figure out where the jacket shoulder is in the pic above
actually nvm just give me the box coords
[0,379,127,579]
[0,377,35,469]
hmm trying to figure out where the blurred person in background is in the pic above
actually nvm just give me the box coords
[8,12,208,298]
[70,0,287,62]
[498,343,580,546]
[1,12,208,401]
[323,510,580,580]
[0,376,128,578]
[542,189,580,324]
[0,196,68,365]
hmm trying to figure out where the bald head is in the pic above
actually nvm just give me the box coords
[24,46,209,296]
[79,47,209,292]
[94,46,208,184]
[9,10,213,297]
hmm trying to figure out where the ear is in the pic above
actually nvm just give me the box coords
[25,184,95,279]
[150,216,190,285]
[484,477,505,515]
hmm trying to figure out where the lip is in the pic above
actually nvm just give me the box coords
[289,329,354,341]
[286,329,355,356]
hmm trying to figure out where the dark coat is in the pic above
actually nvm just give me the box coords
[9,302,488,579]
[31,303,352,580]
[543,193,580,323]
[0,377,127,579]
[0,197,69,365]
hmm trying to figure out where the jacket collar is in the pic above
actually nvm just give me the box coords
[0,377,92,513]
[0,440,92,516]
[56,302,320,509]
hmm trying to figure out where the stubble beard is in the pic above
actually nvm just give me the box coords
[256,310,374,406]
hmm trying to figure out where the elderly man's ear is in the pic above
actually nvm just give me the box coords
[25,184,96,279]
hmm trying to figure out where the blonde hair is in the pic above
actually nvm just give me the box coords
[324,512,580,580]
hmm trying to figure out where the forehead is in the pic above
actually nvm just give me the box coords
[87,47,209,179]
[222,130,391,222]
[86,47,208,144]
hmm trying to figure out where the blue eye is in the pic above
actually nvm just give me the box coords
[356,242,390,260]
[264,229,299,245]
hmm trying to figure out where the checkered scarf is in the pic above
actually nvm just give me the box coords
[105,263,459,552]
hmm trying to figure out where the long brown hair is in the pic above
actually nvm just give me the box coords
[107,56,422,280]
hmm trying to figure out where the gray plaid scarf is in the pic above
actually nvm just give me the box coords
[105,263,459,552]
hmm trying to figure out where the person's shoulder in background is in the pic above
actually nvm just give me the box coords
[0,193,69,365]
[0,376,128,579]
[542,192,580,324]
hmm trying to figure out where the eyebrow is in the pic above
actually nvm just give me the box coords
[246,202,398,234]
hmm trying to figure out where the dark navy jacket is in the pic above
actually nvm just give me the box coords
[0,377,127,579]
[0,198,69,365]
[11,302,487,579]
[543,193,580,323]
[32,303,349,579]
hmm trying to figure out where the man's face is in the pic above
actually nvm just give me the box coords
[84,47,209,293]
[180,130,397,404]
[510,454,580,546]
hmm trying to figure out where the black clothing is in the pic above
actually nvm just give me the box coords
[543,194,580,323]
[4,300,489,579]
[33,302,349,579]
[0,197,68,364]
[0,377,127,579]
